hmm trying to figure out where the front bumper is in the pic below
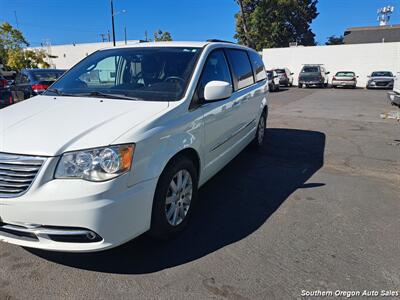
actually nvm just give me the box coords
[368,82,394,89]
[0,157,158,252]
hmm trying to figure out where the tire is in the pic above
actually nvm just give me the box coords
[252,108,267,147]
[148,156,198,239]
[332,85,337,89]
[298,83,303,88]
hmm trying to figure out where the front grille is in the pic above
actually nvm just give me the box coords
[0,153,46,198]
[376,81,390,86]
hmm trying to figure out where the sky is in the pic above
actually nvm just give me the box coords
[0,0,400,47]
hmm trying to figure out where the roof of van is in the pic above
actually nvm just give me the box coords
[99,41,251,51]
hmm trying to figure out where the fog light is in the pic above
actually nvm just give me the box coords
[87,232,97,240]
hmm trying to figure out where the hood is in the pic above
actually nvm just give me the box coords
[0,95,169,156]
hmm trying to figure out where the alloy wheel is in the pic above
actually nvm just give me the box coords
[165,169,193,226]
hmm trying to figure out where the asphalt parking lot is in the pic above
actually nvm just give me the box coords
[1,88,399,300]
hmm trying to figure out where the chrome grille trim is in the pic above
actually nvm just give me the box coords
[0,153,46,198]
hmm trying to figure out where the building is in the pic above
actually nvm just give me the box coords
[34,40,140,69]
[344,25,400,44]
[263,42,400,87]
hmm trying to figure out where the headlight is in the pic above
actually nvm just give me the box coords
[55,144,134,182]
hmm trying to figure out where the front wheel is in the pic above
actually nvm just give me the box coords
[148,156,198,239]
[252,109,267,147]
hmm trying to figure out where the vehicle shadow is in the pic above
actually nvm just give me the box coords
[272,87,289,93]
[27,128,326,274]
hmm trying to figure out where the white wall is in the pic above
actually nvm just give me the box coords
[34,40,139,69]
[262,42,400,87]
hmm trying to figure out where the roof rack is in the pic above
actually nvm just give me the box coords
[206,39,235,44]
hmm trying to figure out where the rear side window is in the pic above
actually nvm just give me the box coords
[196,49,232,100]
[226,49,254,90]
[248,51,266,82]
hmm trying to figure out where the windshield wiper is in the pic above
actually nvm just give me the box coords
[46,88,77,97]
[78,91,140,101]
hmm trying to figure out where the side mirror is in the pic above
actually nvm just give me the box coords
[204,81,232,101]
[356,76,359,78]
[274,75,279,78]
[290,72,294,75]
[326,71,330,75]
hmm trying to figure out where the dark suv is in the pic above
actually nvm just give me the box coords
[298,65,330,88]
[10,68,66,102]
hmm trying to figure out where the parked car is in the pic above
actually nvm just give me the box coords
[267,70,280,91]
[387,72,400,107]
[332,71,358,88]
[10,68,66,102]
[0,64,16,78]
[298,64,329,88]
[274,68,294,87]
[0,41,268,252]
[366,71,395,89]
[0,76,13,109]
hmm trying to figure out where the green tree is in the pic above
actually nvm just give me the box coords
[0,22,50,70]
[153,30,173,41]
[325,35,344,45]
[234,0,319,51]
[7,49,50,70]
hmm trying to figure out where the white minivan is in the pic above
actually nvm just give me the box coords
[0,41,268,252]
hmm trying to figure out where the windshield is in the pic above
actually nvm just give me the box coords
[371,71,393,77]
[46,47,201,101]
[336,71,355,77]
[275,69,285,74]
[302,66,319,73]
[32,70,66,82]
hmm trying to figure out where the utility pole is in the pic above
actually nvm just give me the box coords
[124,26,127,45]
[145,30,148,41]
[108,30,111,42]
[14,11,19,29]
[110,0,116,46]
[99,33,107,42]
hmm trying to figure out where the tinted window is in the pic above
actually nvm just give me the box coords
[248,51,266,82]
[226,49,254,90]
[302,66,319,73]
[196,49,232,100]
[275,69,285,74]
[47,47,201,101]
[336,71,355,77]
[32,70,65,82]
[17,74,29,84]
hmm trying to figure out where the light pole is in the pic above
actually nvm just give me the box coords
[110,0,127,46]
[110,0,116,46]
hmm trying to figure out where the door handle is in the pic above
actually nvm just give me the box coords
[233,100,240,107]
